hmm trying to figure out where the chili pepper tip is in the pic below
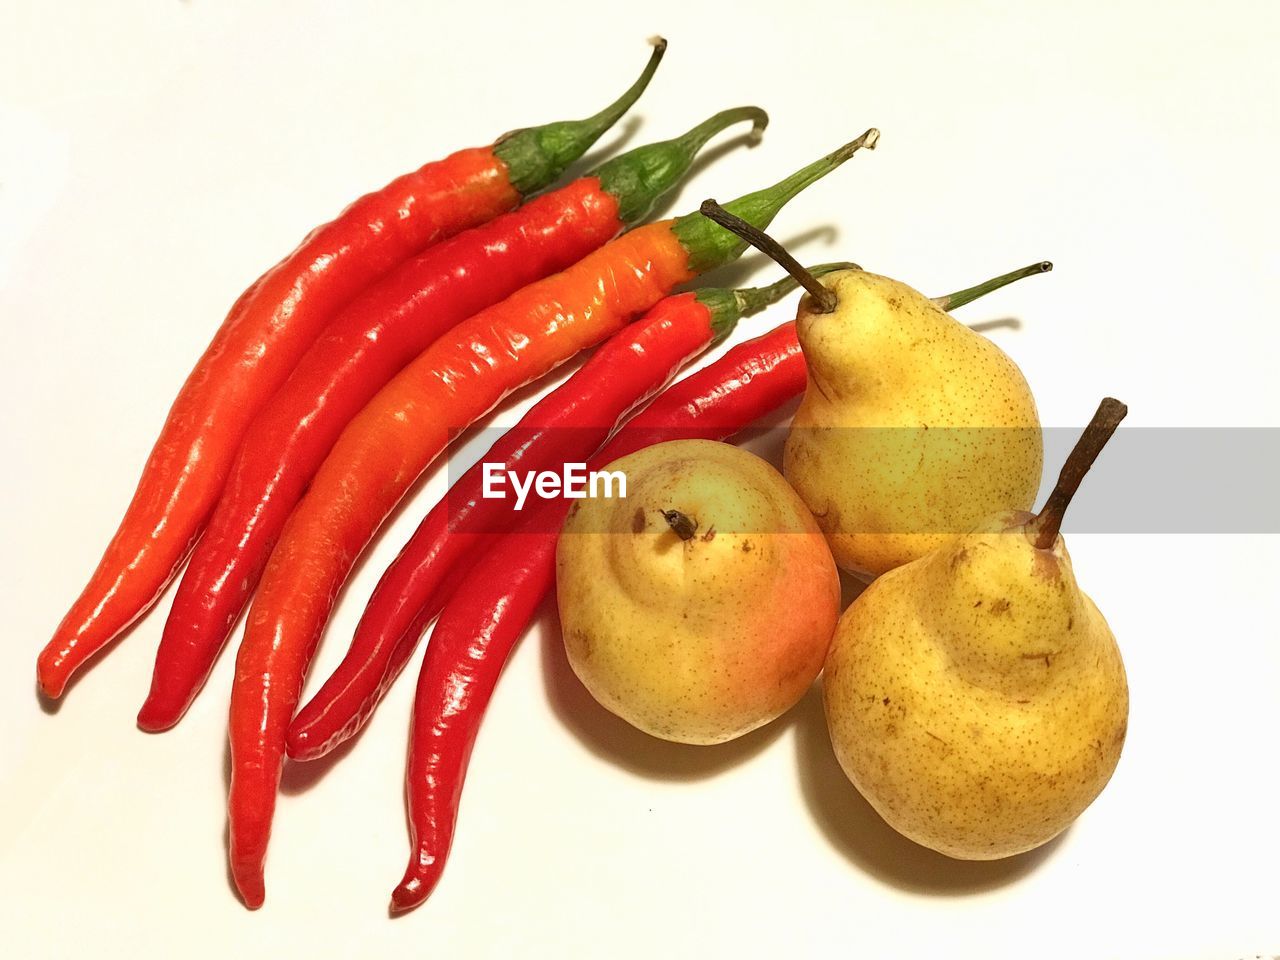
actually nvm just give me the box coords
[390,873,436,915]
[35,661,64,699]
[234,871,265,910]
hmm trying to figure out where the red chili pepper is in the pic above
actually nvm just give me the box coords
[138,105,769,731]
[226,131,877,908]
[392,321,809,912]
[36,40,666,700]
[287,266,853,762]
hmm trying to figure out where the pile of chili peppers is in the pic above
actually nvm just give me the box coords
[37,38,883,911]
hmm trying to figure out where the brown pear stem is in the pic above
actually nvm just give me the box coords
[661,509,698,541]
[1028,398,1129,549]
[931,261,1053,312]
[698,200,839,313]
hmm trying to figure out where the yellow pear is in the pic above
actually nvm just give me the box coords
[694,200,1048,580]
[783,267,1045,578]
[823,399,1129,859]
[556,440,840,745]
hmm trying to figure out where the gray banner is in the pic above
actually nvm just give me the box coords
[444,427,1280,535]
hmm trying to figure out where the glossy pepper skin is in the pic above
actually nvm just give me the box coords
[36,40,667,700]
[140,104,766,732]
[286,268,854,762]
[392,322,809,912]
[226,133,877,908]
[283,293,715,762]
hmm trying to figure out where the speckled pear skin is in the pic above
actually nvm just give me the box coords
[557,440,841,745]
[783,270,1043,579]
[823,510,1128,859]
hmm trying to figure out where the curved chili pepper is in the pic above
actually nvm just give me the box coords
[36,40,666,700]
[286,265,854,762]
[226,130,878,908]
[392,321,809,912]
[139,105,769,732]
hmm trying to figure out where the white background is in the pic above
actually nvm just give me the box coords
[2,1,1278,957]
